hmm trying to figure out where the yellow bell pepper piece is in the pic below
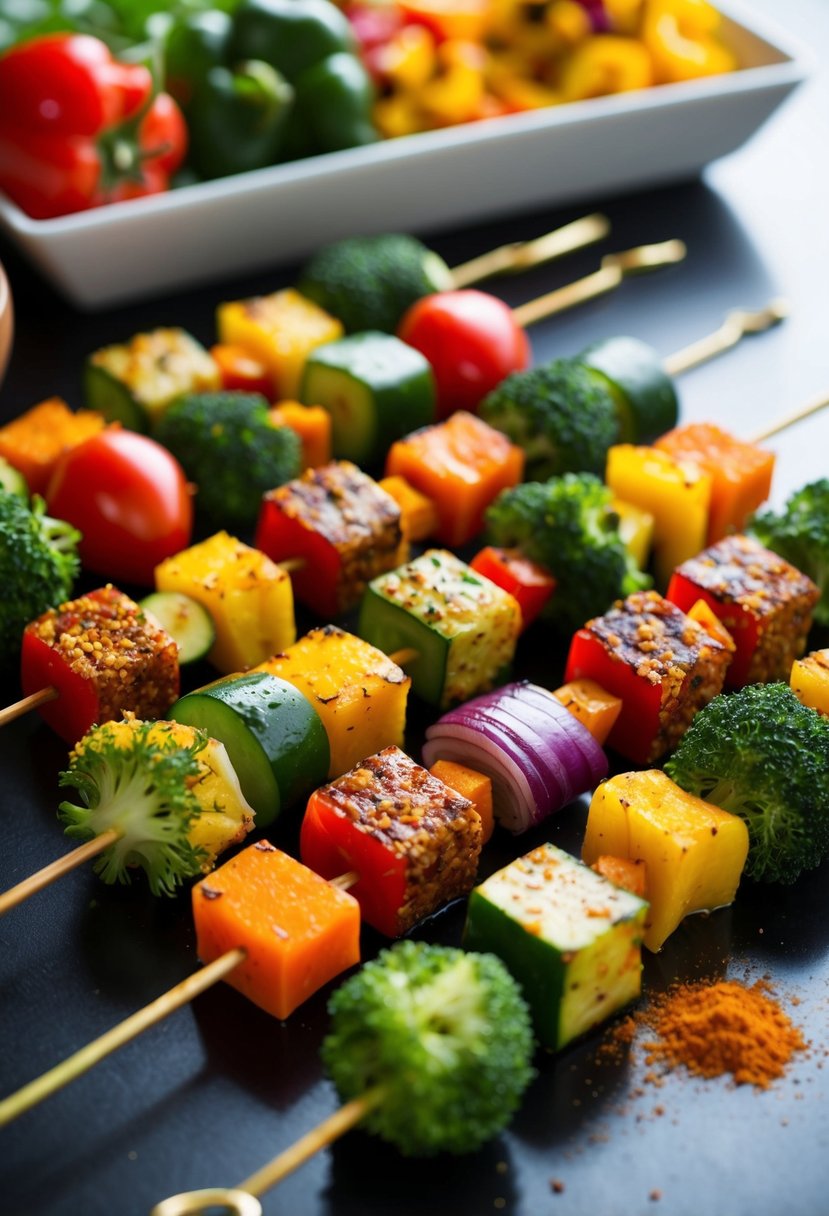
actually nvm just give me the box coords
[380,23,437,90]
[642,0,736,84]
[216,288,343,401]
[583,769,749,953]
[606,444,711,589]
[374,92,429,138]
[790,649,829,716]
[155,531,295,674]
[378,474,440,543]
[255,626,410,779]
[613,497,654,570]
[560,33,653,100]
[420,40,488,125]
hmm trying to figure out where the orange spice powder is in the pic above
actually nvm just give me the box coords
[641,978,806,1088]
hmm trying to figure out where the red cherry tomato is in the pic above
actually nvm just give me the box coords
[46,428,193,588]
[398,289,531,420]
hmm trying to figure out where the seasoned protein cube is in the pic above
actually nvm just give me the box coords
[564,590,730,765]
[0,397,105,495]
[255,461,406,619]
[463,842,648,1050]
[216,288,344,401]
[582,770,749,953]
[666,533,820,688]
[21,586,179,744]
[193,840,360,1020]
[84,328,220,432]
[301,745,482,938]
[790,648,829,715]
[254,625,410,779]
[154,531,295,674]
[358,549,521,709]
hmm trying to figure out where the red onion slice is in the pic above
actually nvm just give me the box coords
[423,680,608,833]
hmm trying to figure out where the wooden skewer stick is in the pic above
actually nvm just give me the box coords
[749,387,829,445]
[0,685,58,727]
[0,873,361,1121]
[150,1088,387,1216]
[449,213,610,289]
[662,298,789,378]
[511,238,687,329]
[0,948,246,1129]
[0,827,120,918]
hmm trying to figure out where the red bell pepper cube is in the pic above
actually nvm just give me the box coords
[300,745,482,937]
[255,460,405,619]
[21,585,179,743]
[564,590,730,765]
[666,534,820,688]
[469,545,555,629]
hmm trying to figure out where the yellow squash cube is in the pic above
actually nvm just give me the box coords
[155,531,295,674]
[790,648,829,715]
[583,769,749,953]
[606,445,711,588]
[217,288,344,400]
[254,624,410,778]
[613,497,655,571]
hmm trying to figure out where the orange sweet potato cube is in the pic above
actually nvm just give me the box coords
[192,841,360,1020]
[385,410,524,547]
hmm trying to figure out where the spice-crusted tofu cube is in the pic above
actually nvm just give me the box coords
[254,625,410,778]
[255,460,407,619]
[155,531,295,674]
[0,397,105,495]
[358,549,521,709]
[216,288,344,400]
[84,328,220,431]
[301,745,482,937]
[583,770,749,953]
[790,648,829,715]
[21,586,179,743]
[193,841,360,1020]
[463,842,648,1050]
[666,534,820,688]
[564,590,730,765]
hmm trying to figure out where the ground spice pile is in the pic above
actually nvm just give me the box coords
[642,978,806,1088]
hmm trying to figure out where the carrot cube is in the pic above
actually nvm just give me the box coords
[0,397,105,495]
[378,474,440,542]
[192,840,360,1021]
[269,402,332,469]
[385,410,524,547]
[552,678,622,746]
[429,758,494,843]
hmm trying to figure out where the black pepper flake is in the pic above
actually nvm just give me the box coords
[200,885,222,900]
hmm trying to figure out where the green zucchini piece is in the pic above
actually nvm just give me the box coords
[0,455,28,498]
[463,842,648,1050]
[358,550,519,708]
[168,672,329,826]
[84,328,221,432]
[139,592,215,665]
[300,331,435,468]
[578,336,678,443]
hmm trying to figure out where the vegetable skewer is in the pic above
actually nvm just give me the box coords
[447,212,611,287]
[149,942,534,1216]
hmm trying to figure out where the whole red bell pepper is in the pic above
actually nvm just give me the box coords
[0,33,187,220]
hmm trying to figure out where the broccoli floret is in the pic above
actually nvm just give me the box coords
[0,491,80,669]
[748,479,829,625]
[479,358,620,481]
[321,940,535,1156]
[156,392,301,529]
[58,718,209,897]
[665,683,829,884]
[297,234,453,333]
[485,473,651,633]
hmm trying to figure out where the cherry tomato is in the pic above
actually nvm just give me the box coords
[398,289,531,419]
[46,429,193,588]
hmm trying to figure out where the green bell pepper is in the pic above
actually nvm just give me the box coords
[187,59,294,179]
[228,0,355,84]
[293,50,378,155]
[164,9,233,105]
